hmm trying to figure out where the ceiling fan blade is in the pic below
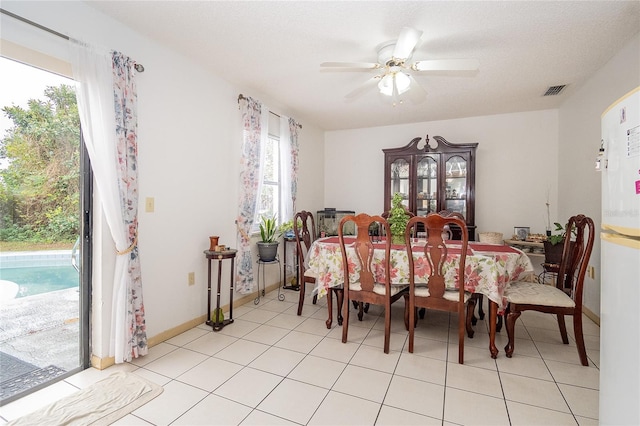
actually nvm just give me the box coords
[345,75,380,100]
[405,75,427,103]
[393,27,423,59]
[321,62,380,70]
[412,59,479,72]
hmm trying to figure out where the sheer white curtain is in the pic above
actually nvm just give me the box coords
[70,39,146,362]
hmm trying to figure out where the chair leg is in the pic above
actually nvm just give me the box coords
[336,289,344,326]
[326,288,334,329]
[465,300,475,338]
[403,293,409,331]
[557,314,569,344]
[342,293,350,344]
[357,302,364,321]
[458,305,465,364]
[297,280,306,316]
[504,310,521,358]
[489,301,498,359]
[477,294,485,320]
[573,313,589,366]
[407,294,415,353]
[383,300,391,354]
[471,294,485,325]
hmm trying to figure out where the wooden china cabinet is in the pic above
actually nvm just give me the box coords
[383,135,478,240]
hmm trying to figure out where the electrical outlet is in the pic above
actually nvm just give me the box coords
[145,197,155,213]
[588,265,595,279]
[188,272,195,285]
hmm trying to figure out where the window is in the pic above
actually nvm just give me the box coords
[253,134,281,232]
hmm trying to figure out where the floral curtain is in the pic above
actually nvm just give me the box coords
[111,52,147,361]
[71,40,147,362]
[236,96,267,294]
[288,117,300,214]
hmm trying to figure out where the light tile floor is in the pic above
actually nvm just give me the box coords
[0,289,600,425]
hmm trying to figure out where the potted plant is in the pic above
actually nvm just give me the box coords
[388,193,410,245]
[543,221,575,264]
[279,218,302,239]
[257,214,282,261]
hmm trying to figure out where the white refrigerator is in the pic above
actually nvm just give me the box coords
[599,86,640,425]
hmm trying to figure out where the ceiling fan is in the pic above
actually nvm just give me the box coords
[321,27,479,104]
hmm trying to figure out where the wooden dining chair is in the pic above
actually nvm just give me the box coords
[504,214,595,366]
[438,210,488,325]
[293,211,319,316]
[404,212,476,364]
[339,213,408,353]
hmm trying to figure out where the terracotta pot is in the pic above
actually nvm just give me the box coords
[209,236,219,251]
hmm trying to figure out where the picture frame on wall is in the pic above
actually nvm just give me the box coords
[514,227,530,241]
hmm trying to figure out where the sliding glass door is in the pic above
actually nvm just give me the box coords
[0,57,90,404]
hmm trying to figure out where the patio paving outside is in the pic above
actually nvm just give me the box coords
[0,288,80,401]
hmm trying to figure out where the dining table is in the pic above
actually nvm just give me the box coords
[307,236,534,358]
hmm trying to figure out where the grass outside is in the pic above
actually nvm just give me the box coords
[0,241,74,252]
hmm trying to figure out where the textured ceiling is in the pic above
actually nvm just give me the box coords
[86,1,640,131]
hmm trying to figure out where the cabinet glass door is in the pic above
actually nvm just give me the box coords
[445,155,467,218]
[416,156,438,216]
[389,158,410,207]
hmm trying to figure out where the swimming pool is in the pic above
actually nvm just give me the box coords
[0,266,78,298]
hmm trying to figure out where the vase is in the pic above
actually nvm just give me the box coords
[209,236,219,251]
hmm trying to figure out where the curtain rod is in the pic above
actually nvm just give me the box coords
[0,8,145,72]
[238,93,302,129]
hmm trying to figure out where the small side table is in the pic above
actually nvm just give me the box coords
[204,249,237,332]
[282,236,300,290]
[255,256,284,304]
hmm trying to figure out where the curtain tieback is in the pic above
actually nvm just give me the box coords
[235,220,250,242]
[116,235,138,255]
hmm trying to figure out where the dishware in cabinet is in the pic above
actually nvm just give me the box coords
[383,135,478,240]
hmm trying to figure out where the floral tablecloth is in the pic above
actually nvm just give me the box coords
[307,237,533,312]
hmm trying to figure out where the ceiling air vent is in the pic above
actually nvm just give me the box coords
[543,85,567,96]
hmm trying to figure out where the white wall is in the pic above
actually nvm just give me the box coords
[2,1,325,359]
[324,109,560,240]
[557,32,640,317]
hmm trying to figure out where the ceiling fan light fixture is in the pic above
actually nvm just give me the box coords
[378,72,411,96]
[378,74,394,96]
[395,72,411,94]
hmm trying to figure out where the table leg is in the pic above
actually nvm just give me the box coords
[489,300,498,359]
[206,258,212,325]
[214,258,223,330]
[228,257,235,323]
